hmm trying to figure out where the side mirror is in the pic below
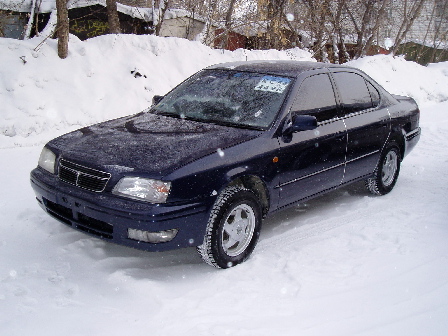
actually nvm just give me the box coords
[281,114,317,143]
[289,114,318,133]
[152,95,164,105]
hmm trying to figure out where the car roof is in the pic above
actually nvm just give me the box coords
[207,60,353,78]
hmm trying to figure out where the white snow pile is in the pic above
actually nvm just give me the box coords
[0,34,313,148]
[1,34,448,149]
[347,55,448,105]
[1,34,448,336]
[2,34,448,150]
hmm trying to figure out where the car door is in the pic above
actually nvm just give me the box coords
[276,73,347,208]
[330,71,391,184]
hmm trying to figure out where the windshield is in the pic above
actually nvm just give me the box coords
[152,69,293,130]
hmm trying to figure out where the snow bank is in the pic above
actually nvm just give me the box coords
[347,55,448,106]
[1,34,448,149]
[0,34,313,148]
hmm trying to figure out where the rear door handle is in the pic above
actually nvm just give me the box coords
[335,134,346,142]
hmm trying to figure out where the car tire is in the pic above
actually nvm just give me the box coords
[197,186,262,268]
[366,143,401,196]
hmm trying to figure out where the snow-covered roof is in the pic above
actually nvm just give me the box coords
[0,0,56,12]
[0,0,204,24]
[228,21,268,37]
[67,0,180,23]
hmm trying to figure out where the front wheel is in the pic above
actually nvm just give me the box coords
[366,143,401,195]
[197,186,262,268]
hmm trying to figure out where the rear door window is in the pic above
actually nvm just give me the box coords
[332,72,373,115]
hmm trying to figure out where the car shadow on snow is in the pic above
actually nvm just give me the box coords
[50,180,372,280]
[259,180,371,241]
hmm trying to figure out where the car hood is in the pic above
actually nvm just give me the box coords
[49,112,261,177]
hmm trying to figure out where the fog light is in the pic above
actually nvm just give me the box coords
[128,228,178,243]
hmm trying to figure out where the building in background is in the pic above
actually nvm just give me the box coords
[1,0,446,63]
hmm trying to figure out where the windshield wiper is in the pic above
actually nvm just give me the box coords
[154,111,264,130]
[205,119,265,131]
[155,111,181,118]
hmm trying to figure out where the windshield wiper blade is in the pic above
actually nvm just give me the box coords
[156,111,181,118]
[206,119,264,131]
[154,111,264,130]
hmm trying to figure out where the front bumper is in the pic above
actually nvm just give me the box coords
[30,168,211,251]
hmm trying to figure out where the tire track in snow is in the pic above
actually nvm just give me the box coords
[256,203,372,252]
[256,192,386,250]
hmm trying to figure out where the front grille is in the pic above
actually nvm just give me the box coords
[77,213,113,239]
[45,198,73,219]
[43,197,114,240]
[59,159,111,192]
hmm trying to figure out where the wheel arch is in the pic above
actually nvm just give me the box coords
[226,175,270,218]
[388,127,406,160]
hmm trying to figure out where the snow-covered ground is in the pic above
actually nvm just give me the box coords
[1,34,448,335]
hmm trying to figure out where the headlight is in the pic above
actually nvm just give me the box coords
[38,147,56,174]
[113,177,171,203]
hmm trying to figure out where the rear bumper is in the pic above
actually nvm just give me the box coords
[404,127,421,158]
[30,168,210,251]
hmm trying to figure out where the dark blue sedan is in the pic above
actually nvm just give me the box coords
[30,61,421,268]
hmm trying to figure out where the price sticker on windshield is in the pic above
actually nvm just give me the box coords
[254,76,291,93]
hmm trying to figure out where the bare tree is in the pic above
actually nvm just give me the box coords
[331,0,351,63]
[390,0,426,55]
[106,0,121,34]
[56,0,69,59]
[429,0,448,62]
[220,0,237,48]
[154,0,172,35]
[249,0,291,50]
[266,0,288,49]
[413,0,440,63]
[300,0,332,61]
[164,0,437,63]
[344,0,390,59]
[202,0,218,45]
[23,0,38,39]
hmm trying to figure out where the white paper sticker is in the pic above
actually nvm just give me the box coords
[254,76,291,93]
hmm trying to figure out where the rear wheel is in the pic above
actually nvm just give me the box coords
[366,143,401,195]
[197,186,262,268]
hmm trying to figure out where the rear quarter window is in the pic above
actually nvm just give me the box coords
[366,81,381,107]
